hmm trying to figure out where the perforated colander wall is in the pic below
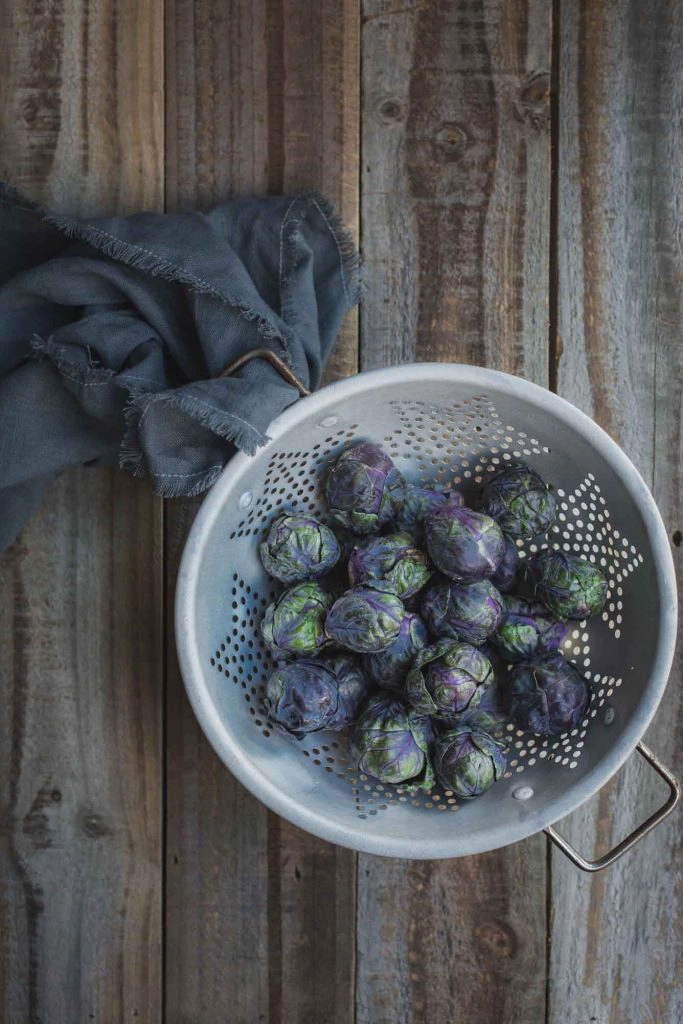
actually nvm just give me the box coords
[208,394,644,818]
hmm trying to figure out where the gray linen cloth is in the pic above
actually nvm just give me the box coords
[0,183,360,549]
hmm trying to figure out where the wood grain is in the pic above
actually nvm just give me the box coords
[0,0,163,215]
[360,0,551,378]
[0,8,163,1022]
[357,2,551,1022]
[549,2,683,1021]
[163,3,360,1022]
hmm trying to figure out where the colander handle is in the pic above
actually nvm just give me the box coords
[544,743,680,872]
[218,348,311,396]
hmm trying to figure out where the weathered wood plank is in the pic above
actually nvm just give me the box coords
[361,0,551,377]
[549,2,683,1021]
[164,496,270,1024]
[281,0,360,386]
[163,3,360,1022]
[0,3,164,1021]
[357,2,551,1021]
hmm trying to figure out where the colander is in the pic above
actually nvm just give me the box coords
[175,363,679,870]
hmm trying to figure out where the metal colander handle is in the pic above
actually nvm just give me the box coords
[545,743,680,872]
[219,348,311,396]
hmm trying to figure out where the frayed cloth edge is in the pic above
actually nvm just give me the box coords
[119,391,269,485]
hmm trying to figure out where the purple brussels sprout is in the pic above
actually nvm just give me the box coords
[261,581,333,659]
[348,531,433,599]
[325,581,405,653]
[319,653,373,730]
[507,652,590,735]
[490,535,520,593]
[480,462,557,539]
[454,641,508,735]
[265,653,371,735]
[349,694,435,789]
[405,639,494,719]
[365,612,429,692]
[325,443,406,534]
[396,484,461,534]
[433,725,507,799]
[525,550,608,620]
[492,595,570,663]
[259,511,341,583]
[424,503,505,581]
[265,660,338,734]
[420,577,504,645]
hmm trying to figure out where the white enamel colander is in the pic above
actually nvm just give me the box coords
[175,363,679,869]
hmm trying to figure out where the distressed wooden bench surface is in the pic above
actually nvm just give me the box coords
[0,2,680,1022]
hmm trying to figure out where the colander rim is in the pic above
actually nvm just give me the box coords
[175,363,678,858]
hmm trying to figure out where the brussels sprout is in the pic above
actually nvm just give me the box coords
[525,549,608,619]
[481,462,557,538]
[319,652,373,730]
[396,485,461,534]
[425,504,505,581]
[349,694,435,789]
[259,511,340,583]
[261,581,333,658]
[458,642,508,734]
[325,581,405,653]
[265,653,371,735]
[490,535,520,593]
[325,443,406,534]
[405,639,494,719]
[492,595,570,663]
[348,531,433,599]
[365,612,429,692]
[433,725,507,799]
[265,660,339,734]
[507,652,590,735]
[420,578,503,645]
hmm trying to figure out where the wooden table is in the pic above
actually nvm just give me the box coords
[1,2,681,1021]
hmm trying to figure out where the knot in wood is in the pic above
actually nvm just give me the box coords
[377,97,404,123]
[516,71,551,130]
[433,122,469,161]
[21,96,38,125]
[80,811,112,839]
[473,919,519,958]
[22,784,60,849]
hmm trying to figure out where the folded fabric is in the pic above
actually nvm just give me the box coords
[0,183,360,549]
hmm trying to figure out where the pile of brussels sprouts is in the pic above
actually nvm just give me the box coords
[257,443,608,802]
